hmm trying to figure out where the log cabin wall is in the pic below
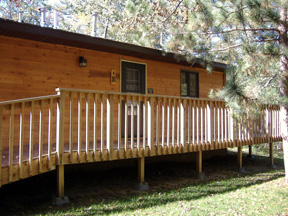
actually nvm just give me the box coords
[0,35,224,101]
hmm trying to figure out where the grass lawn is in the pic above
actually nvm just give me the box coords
[0,145,287,215]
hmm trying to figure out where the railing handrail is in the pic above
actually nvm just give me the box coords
[0,94,60,107]
[56,88,225,102]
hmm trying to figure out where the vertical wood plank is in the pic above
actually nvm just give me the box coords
[69,93,74,163]
[19,102,24,178]
[183,99,187,147]
[48,98,53,169]
[9,104,14,182]
[29,101,34,175]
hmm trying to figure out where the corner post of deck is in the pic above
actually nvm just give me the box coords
[196,150,205,180]
[237,146,245,172]
[135,157,149,191]
[55,88,69,205]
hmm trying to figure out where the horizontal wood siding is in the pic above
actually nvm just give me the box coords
[0,36,224,101]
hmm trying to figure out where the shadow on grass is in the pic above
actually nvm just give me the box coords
[0,152,285,215]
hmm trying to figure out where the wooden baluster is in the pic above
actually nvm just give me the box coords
[101,94,105,157]
[29,101,34,175]
[162,98,165,148]
[156,97,160,153]
[137,96,141,152]
[176,98,180,147]
[192,100,195,148]
[196,100,199,148]
[167,98,170,147]
[143,97,147,150]
[183,99,187,150]
[150,97,155,155]
[9,104,14,182]
[39,100,44,173]
[78,93,83,162]
[19,102,24,178]
[131,97,134,150]
[48,98,53,169]
[94,94,98,160]
[188,100,192,146]
[108,94,114,159]
[172,98,175,148]
[86,93,91,161]
[69,92,74,163]
[200,101,203,149]
[124,96,128,151]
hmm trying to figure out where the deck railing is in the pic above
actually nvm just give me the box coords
[0,88,282,186]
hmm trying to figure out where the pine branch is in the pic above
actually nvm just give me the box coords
[178,38,279,53]
[163,0,184,23]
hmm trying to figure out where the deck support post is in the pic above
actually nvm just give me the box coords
[135,157,149,191]
[247,145,253,158]
[237,146,245,172]
[196,151,205,180]
[269,142,276,169]
[54,90,69,205]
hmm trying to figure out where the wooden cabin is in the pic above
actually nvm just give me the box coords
[0,19,281,203]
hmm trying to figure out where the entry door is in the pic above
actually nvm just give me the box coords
[121,61,146,138]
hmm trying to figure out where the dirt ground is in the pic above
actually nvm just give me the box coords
[0,151,284,215]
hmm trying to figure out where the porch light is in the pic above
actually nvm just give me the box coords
[79,56,87,67]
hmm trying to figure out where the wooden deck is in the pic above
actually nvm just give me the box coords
[0,88,282,198]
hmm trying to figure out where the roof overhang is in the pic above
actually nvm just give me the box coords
[0,19,226,72]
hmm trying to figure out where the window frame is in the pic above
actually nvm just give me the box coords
[180,70,199,98]
[121,61,146,94]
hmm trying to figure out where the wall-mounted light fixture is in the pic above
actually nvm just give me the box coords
[79,56,87,67]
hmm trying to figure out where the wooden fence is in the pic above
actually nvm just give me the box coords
[0,88,282,187]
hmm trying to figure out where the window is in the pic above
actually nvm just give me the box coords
[121,61,146,94]
[181,70,199,98]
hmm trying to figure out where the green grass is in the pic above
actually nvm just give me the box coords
[35,169,286,216]
[1,146,286,216]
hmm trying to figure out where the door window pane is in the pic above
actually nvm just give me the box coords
[181,72,187,96]
[181,70,199,98]
[126,68,140,92]
[189,73,198,97]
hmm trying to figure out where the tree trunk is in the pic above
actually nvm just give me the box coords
[279,5,288,183]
